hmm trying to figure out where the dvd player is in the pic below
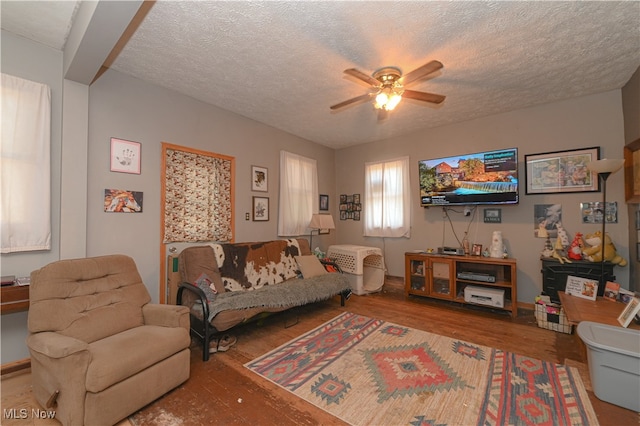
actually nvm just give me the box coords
[457,272,496,283]
[437,246,465,255]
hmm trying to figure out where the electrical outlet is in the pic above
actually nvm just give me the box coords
[245,212,250,220]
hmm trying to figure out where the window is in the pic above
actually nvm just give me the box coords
[364,156,411,238]
[1,74,51,253]
[278,151,318,236]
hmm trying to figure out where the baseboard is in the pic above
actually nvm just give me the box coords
[1,358,30,376]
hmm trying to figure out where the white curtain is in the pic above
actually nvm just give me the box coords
[278,151,318,236]
[364,156,411,238]
[1,74,51,253]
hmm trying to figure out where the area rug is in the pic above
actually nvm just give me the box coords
[245,312,599,426]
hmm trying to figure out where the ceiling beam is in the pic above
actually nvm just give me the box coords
[63,0,147,85]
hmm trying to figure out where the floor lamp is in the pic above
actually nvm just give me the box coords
[586,158,625,288]
[309,213,335,252]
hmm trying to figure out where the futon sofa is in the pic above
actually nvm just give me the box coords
[177,238,352,360]
[27,255,191,426]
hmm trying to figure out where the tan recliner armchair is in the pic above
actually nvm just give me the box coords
[27,255,191,426]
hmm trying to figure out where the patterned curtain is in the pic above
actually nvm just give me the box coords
[163,147,233,242]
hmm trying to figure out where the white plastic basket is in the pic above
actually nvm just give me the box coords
[327,245,386,295]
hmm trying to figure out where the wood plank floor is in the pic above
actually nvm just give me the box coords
[2,277,638,425]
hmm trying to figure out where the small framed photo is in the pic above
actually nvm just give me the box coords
[472,244,482,256]
[251,166,268,192]
[110,138,141,174]
[580,202,618,224]
[320,194,329,211]
[104,189,143,213]
[617,296,640,328]
[565,275,598,301]
[252,196,269,221]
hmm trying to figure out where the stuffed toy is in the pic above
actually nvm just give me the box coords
[555,222,570,247]
[552,235,572,264]
[568,232,584,260]
[582,231,628,266]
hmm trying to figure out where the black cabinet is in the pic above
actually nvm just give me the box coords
[541,258,615,303]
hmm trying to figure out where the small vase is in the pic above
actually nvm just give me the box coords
[490,231,503,258]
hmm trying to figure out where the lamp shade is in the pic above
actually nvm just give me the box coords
[586,158,625,174]
[309,214,335,230]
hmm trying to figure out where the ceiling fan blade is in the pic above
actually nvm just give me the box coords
[344,68,380,87]
[401,60,443,86]
[330,93,372,110]
[403,89,446,104]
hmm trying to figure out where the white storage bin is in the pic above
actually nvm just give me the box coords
[577,321,640,412]
[327,245,385,295]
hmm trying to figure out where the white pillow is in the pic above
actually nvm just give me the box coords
[295,255,328,278]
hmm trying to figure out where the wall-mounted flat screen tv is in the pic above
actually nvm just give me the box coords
[419,148,519,207]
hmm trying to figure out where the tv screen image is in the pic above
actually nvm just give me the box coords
[419,148,519,207]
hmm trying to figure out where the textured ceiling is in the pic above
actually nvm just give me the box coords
[2,1,639,149]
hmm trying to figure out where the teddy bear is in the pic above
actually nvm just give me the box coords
[581,231,628,266]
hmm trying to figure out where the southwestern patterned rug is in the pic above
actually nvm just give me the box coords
[245,312,599,426]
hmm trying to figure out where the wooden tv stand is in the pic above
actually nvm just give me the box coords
[405,252,517,317]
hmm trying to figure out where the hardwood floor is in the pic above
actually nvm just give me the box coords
[2,277,638,425]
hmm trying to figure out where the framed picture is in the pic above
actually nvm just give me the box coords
[319,194,329,211]
[624,138,640,203]
[534,204,562,238]
[580,202,618,224]
[525,147,600,194]
[472,244,482,256]
[617,296,640,328]
[338,193,362,220]
[252,196,269,221]
[110,138,141,174]
[483,208,501,223]
[565,275,598,301]
[251,166,268,192]
[319,228,330,235]
[104,189,143,213]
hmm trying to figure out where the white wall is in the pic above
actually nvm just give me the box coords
[0,32,65,364]
[335,90,630,304]
[86,70,338,302]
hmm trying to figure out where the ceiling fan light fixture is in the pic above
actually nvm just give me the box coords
[375,91,389,109]
[330,60,444,113]
[374,84,403,110]
[386,92,403,110]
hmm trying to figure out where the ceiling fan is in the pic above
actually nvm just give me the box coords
[330,60,446,115]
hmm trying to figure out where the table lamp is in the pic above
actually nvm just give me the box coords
[309,213,335,251]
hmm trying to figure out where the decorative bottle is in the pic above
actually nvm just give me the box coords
[462,232,470,255]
